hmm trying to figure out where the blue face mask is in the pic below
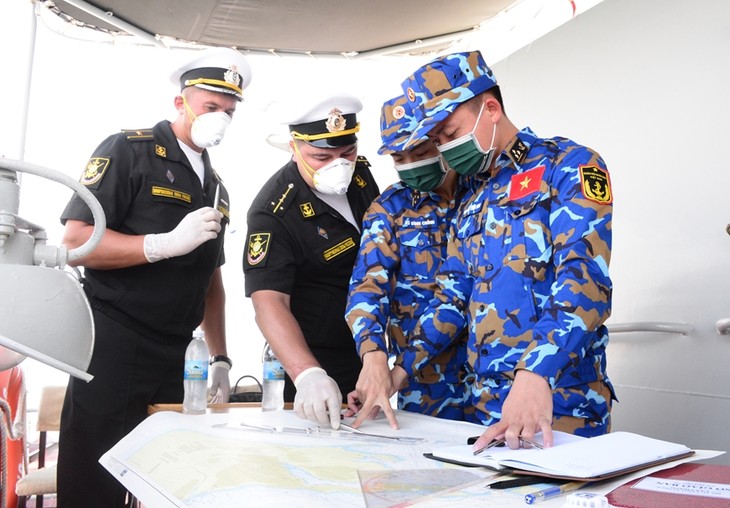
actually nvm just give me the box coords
[394,155,447,192]
[437,102,496,176]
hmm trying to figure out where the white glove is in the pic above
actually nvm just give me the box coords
[208,361,231,404]
[144,207,222,262]
[293,367,342,429]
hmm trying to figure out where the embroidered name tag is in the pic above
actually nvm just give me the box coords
[151,186,192,203]
[323,237,356,261]
[402,218,436,228]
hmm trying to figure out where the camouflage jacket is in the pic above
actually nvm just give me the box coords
[396,128,614,392]
[346,180,467,384]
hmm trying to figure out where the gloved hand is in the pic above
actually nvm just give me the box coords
[144,207,222,262]
[293,367,342,429]
[208,361,231,404]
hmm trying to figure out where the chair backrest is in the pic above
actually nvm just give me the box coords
[35,386,65,433]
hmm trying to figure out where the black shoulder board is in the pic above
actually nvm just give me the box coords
[122,129,154,141]
[356,155,371,168]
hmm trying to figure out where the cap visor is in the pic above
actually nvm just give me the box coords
[306,134,358,148]
[403,108,454,150]
[194,84,243,101]
[266,133,291,151]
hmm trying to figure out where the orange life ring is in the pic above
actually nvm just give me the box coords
[1,366,25,508]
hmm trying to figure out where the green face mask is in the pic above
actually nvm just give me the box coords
[395,156,446,192]
[438,102,496,176]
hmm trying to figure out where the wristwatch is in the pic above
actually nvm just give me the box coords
[209,355,233,368]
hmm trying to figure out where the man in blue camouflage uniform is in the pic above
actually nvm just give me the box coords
[353,51,615,449]
[345,96,469,423]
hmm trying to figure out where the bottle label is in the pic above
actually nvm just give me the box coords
[184,360,208,381]
[263,360,285,381]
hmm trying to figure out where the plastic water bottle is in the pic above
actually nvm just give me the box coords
[262,342,285,411]
[183,328,209,415]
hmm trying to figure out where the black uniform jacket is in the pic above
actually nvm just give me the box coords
[61,120,230,341]
[243,156,380,399]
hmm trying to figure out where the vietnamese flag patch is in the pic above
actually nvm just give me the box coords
[509,165,545,200]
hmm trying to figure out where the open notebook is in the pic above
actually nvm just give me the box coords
[429,431,694,481]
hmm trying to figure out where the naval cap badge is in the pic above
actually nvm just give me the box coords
[325,108,346,133]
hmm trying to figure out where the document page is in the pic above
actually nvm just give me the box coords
[431,431,584,469]
[431,431,693,479]
[497,432,693,479]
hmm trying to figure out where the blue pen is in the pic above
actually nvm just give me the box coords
[524,481,587,504]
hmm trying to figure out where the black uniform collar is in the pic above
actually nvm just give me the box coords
[153,120,215,184]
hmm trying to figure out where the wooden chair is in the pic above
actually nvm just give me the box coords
[15,385,66,508]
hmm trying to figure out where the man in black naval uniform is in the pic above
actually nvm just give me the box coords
[58,47,251,508]
[244,94,380,430]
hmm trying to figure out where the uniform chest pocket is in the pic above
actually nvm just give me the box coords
[454,205,485,274]
[396,226,445,281]
[454,204,483,241]
[504,194,553,279]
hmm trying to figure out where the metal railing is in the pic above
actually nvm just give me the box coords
[607,322,693,336]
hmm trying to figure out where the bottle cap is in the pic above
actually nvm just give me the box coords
[563,492,609,508]
[193,328,204,339]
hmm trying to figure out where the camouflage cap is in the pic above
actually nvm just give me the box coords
[377,95,418,155]
[400,50,497,149]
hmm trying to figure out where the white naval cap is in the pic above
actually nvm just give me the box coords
[170,47,252,101]
[282,93,363,148]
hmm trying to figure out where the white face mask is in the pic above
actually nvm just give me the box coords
[190,111,231,149]
[311,157,355,195]
[293,141,357,195]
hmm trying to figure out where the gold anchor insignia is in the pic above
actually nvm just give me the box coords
[300,202,315,218]
[579,165,612,204]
